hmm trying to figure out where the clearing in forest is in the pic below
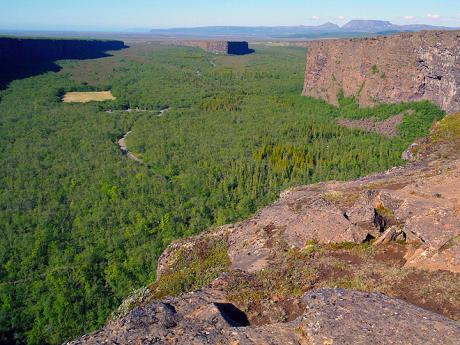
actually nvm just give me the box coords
[62,91,116,103]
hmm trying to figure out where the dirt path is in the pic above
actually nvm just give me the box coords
[158,107,170,116]
[107,107,171,115]
[118,132,142,163]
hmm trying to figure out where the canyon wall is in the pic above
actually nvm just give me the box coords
[176,40,253,55]
[0,37,126,62]
[0,37,126,88]
[303,30,460,112]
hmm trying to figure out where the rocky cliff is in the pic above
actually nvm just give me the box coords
[68,113,460,344]
[0,37,126,62]
[0,37,126,89]
[176,40,253,55]
[303,30,460,112]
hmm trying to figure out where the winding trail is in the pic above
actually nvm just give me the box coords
[158,107,170,116]
[117,107,171,163]
[118,132,143,163]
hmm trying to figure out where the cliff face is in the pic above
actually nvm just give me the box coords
[303,31,460,112]
[0,38,126,62]
[176,40,253,55]
[0,37,126,89]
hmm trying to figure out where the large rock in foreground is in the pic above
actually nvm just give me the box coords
[303,30,460,112]
[67,289,460,344]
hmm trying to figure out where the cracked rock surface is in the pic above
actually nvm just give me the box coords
[67,289,460,345]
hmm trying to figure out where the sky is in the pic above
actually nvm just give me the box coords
[1,0,460,31]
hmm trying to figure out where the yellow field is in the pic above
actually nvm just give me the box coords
[63,91,116,103]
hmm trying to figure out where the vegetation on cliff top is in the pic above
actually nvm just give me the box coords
[151,236,230,300]
[0,42,445,344]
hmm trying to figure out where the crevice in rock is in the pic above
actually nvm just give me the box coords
[214,303,250,327]
[427,75,443,81]
[363,233,376,243]
[373,209,387,232]
[164,303,177,314]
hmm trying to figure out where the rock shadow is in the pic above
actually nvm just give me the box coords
[214,302,250,327]
[227,41,255,55]
[0,37,128,89]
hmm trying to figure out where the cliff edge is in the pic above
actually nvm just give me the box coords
[303,30,460,112]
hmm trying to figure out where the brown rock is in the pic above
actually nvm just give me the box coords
[299,289,460,345]
[303,31,460,113]
[68,288,460,344]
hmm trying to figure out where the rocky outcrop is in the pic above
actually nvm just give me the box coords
[303,30,460,113]
[157,113,460,275]
[68,288,460,344]
[176,40,253,55]
[230,156,459,273]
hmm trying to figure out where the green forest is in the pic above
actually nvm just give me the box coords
[0,42,444,344]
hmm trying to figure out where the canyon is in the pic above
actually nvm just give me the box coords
[65,30,460,345]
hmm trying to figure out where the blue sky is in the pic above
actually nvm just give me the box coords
[1,0,459,31]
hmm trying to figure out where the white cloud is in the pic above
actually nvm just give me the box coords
[427,14,441,19]
[311,16,320,20]
[403,15,414,20]
[337,15,346,20]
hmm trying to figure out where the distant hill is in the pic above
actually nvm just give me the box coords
[341,20,396,32]
[150,20,459,39]
[342,20,456,33]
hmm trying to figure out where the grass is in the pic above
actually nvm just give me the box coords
[323,190,360,209]
[375,202,395,219]
[432,112,460,147]
[149,236,230,299]
[405,112,460,160]
[62,91,116,103]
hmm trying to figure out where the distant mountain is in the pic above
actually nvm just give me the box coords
[305,22,341,31]
[341,20,455,33]
[400,23,455,31]
[342,20,397,32]
[150,20,459,39]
